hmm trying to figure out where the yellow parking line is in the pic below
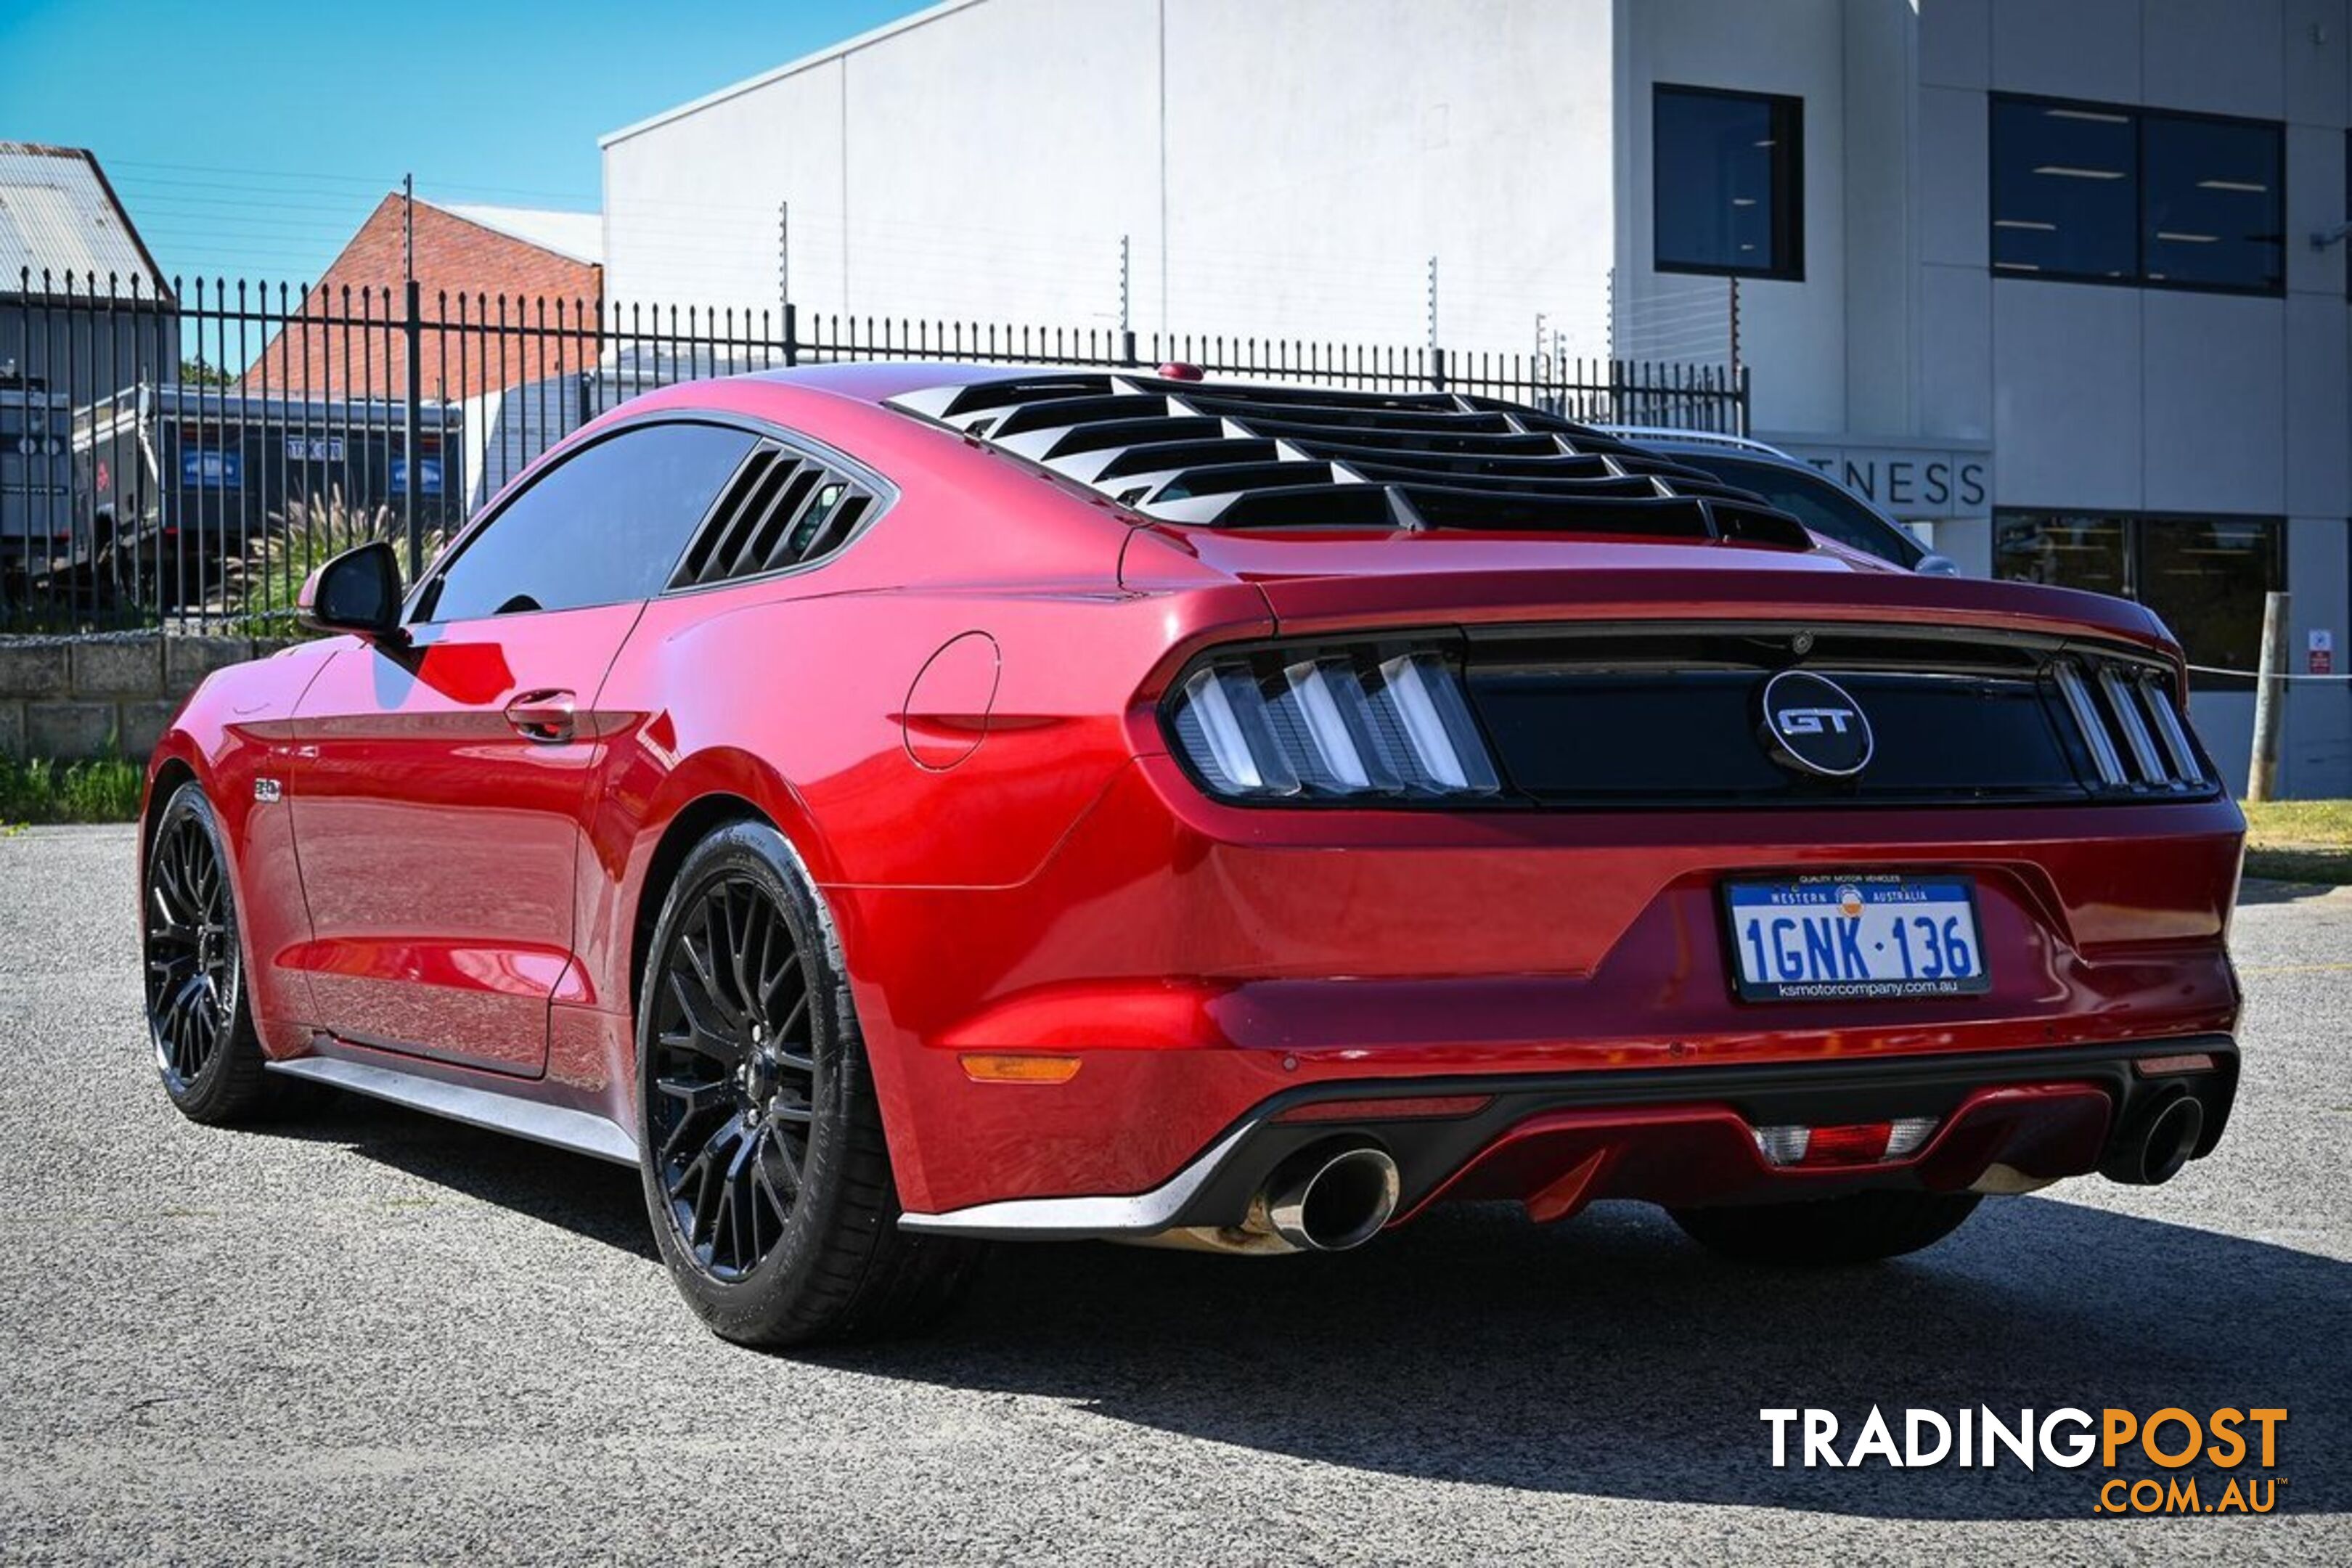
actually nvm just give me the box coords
[2238,963,2352,974]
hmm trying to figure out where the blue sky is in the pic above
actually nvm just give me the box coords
[0,0,930,285]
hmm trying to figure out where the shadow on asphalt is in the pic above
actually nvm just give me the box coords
[2235,877,2348,907]
[282,1096,2345,1522]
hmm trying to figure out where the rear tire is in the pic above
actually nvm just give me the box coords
[635,819,981,1347]
[1668,1189,1983,1265]
[144,781,271,1124]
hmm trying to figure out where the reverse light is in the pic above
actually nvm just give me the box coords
[1166,642,1501,802]
[1752,1116,1939,1167]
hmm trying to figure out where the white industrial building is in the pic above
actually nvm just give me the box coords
[602,0,2352,796]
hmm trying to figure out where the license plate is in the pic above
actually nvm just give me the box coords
[1723,875,1990,1002]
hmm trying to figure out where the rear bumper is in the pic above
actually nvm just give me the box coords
[839,756,2241,1216]
[897,1036,2239,1239]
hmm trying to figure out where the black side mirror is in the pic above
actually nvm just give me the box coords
[298,540,409,644]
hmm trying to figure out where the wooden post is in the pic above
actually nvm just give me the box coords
[2247,589,2290,802]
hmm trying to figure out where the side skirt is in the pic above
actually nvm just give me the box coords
[266,1055,640,1167]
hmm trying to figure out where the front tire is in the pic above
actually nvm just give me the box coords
[635,820,981,1347]
[1668,1189,1983,1265]
[144,781,271,1124]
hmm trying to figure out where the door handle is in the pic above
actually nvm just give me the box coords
[504,688,578,743]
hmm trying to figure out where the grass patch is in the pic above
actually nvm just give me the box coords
[2242,799,2352,886]
[0,752,146,827]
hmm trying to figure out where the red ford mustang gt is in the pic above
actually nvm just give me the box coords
[142,364,2243,1345]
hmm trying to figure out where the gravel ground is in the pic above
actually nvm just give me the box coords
[0,824,2344,1565]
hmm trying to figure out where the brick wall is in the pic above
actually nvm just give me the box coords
[239,195,604,403]
[0,636,289,761]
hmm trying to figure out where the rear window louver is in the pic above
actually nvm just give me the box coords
[888,374,1810,549]
[671,439,878,589]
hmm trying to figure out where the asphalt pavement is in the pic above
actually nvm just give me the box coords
[0,824,2345,1565]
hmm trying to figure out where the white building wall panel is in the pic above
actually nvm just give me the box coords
[2141,0,2284,119]
[1161,0,1615,353]
[1990,0,2144,104]
[1990,281,2144,510]
[603,57,847,314]
[2141,291,2286,517]
[1617,0,1848,430]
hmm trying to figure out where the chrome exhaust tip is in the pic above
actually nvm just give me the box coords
[2101,1090,2205,1186]
[1259,1142,1402,1252]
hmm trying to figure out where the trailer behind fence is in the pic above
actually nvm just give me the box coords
[3,269,1749,634]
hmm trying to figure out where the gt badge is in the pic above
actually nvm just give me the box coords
[1757,670,1874,778]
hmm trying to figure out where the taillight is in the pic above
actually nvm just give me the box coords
[1164,642,1501,803]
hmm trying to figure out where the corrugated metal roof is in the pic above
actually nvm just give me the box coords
[437,203,604,266]
[0,143,171,300]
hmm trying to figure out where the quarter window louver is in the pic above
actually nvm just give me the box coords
[669,439,883,590]
[888,374,1810,549]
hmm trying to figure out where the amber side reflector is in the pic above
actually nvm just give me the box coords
[1274,1095,1492,1124]
[959,1053,1082,1084]
[2134,1053,2216,1077]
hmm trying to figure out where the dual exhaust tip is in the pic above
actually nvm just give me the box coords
[1233,1087,2201,1251]
[1257,1140,1402,1252]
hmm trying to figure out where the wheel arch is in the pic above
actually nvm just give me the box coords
[141,753,200,865]
[627,790,777,1018]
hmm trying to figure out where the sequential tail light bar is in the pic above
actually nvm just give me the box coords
[1164,640,1502,804]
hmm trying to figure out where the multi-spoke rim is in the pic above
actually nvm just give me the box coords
[648,873,818,1282]
[144,809,238,1094]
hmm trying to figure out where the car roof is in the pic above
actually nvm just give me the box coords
[1593,425,1812,467]
[740,359,1061,407]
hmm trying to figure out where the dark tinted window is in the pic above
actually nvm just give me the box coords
[2141,115,2282,291]
[1990,95,2284,294]
[1654,86,1803,279]
[1994,510,2282,687]
[1990,98,2137,279]
[420,422,757,621]
[1669,452,1923,567]
[2135,515,2282,679]
[1993,511,2129,597]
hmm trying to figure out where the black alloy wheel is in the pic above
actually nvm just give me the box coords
[647,873,819,1281]
[144,781,269,1122]
[636,820,981,1345]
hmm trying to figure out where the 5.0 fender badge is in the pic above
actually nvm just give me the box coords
[253,777,283,804]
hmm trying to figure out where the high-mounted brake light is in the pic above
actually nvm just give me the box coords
[1165,642,1502,803]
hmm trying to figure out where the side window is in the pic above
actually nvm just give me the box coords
[1678,455,1922,568]
[419,422,759,622]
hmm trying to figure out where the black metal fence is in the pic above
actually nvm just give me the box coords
[3,269,1749,633]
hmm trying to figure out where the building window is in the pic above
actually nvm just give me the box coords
[1993,511,2284,687]
[2142,114,2284,290]
[1990,98,2137,279]
[1654,85,1803,279]
[1990,95,2283,294]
